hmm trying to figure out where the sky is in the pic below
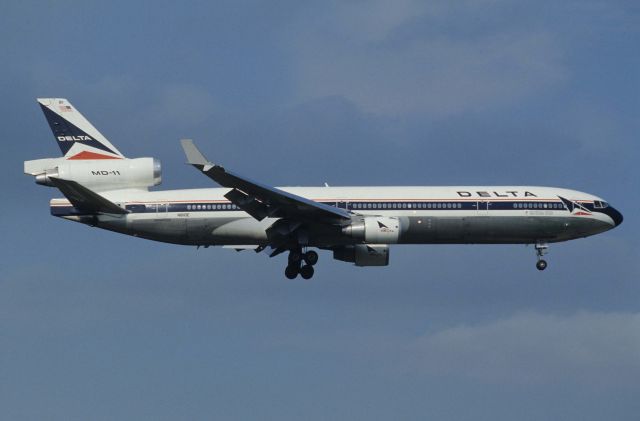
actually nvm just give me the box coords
[1,1,639,420]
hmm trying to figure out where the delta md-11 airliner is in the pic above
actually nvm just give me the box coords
[25,98,623,279]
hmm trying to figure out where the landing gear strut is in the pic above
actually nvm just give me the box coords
[284,248,318,279]
[535,242,548,271]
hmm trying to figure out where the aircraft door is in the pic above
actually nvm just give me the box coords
[477,200,489,216]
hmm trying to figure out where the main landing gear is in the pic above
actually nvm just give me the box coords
[285,248,319,279]
[535,242,548,271]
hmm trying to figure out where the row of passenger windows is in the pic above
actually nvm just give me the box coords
[513,202,563,209]
[186,203,238,210]
[162,201,567,212]
[351,202,463,209]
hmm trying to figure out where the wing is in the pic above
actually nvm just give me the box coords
[180,139,351,224]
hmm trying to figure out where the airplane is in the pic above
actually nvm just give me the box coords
[25,98,623,279]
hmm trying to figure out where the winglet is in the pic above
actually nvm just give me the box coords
[180,139,210,166]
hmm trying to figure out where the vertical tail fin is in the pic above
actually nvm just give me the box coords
[37,98,125,160]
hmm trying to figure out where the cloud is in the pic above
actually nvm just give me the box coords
[411,311,640,386]
[288,1,568,116]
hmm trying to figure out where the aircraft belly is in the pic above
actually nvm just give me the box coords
[126,215,188,244]
[209,217,270,244]
[401,216,569,244]
[102,212,612,248]
[117,214,270,246]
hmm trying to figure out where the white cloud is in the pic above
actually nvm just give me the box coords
[411,311,640,386]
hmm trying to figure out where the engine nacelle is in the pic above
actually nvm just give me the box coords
[333,244,390,266]
[26,157,161,191]
[342,216,401,243]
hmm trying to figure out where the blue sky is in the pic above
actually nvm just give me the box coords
[1,1,639,420]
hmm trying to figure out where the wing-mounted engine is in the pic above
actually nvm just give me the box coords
[25,157,162,192]
[342,216,401,243]
[333,244,390,266]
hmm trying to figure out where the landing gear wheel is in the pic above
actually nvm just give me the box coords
[534,242,549,271]
[299,265,314,280]
[536,260,548,271]
[304,250,319,266]
[285,265,299,279]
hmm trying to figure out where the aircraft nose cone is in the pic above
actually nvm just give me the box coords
[609,207,623,227]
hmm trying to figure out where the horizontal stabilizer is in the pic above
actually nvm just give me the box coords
[49,177,128,215]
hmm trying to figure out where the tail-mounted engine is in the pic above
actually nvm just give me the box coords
[25,157,162,191]
[342,216,401,243]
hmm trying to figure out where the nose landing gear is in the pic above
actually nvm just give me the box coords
[535,242,548,271]
[284,248,318,279]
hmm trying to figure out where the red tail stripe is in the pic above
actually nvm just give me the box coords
[67,151,122,160]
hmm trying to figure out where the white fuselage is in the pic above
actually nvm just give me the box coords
[50,185,620,247]
[28,98,624,275]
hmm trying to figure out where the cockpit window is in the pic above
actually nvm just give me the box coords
[594,201,609,209]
